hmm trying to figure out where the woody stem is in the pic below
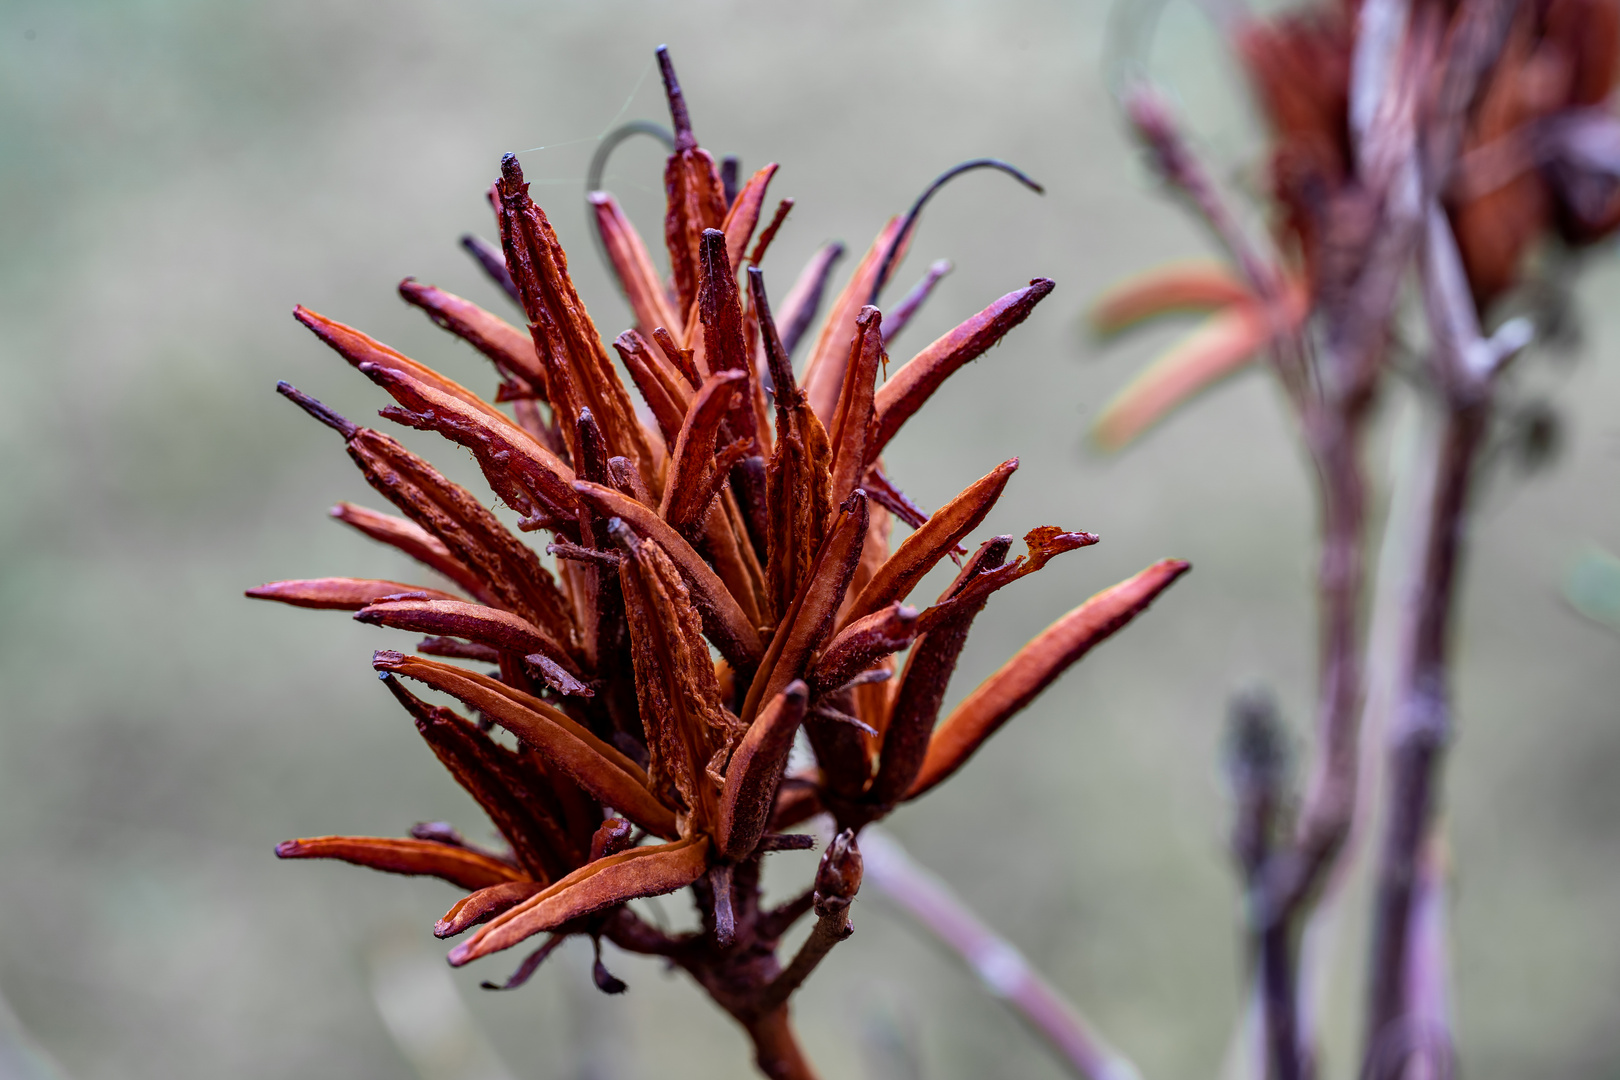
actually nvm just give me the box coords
[757,903,852,1014]
[744,1005,820,1080]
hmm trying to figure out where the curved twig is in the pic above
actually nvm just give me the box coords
[584,119,676,274]
[867,159,1044,306]
[861,829,1143,1080]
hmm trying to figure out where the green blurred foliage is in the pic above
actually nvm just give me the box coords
[1,2,1617,1077]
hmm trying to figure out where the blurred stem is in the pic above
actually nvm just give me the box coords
[1402,828,1455,1080]
[1363,394,1485,1068]
[1363,197,1520,1074]
[759,905,852,1014]
[861,828,1144,1080]
[1295,398,1433,1048]
[745,1006,820,1080]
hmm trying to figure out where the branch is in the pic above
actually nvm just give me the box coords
[602,907,686,957]
[1121,86,1308,402]
[758,904,852,1014]
[1294,402,1435,1050]
[860,828,1143,1080]
[759,887,817,941]
[1364,203,1521,1065]
[757,829,862,1013]
[1226,691,1303,1080]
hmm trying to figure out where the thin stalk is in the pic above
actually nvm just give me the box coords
[1363,395,1486,1067]
[861,829,1143,1080]
[758,902,853,1013]
[745,1006,821,1080]
[1296,399,1434,1049]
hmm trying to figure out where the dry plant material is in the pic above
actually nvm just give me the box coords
[1096,1,1620,1076]
[253,46,1187,1080]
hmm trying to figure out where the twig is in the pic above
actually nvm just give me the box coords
[1227,691,1302,1080]
[1122,87,1308,401]
[758,904,852,1013]
[860,828,1143,1080]
[1294,400,1433,1050]
[1401,829,1455,1080]
[1363,205,1520,1066]
[758,829,863,1013]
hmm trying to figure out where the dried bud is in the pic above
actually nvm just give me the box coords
[591,936,628,995]
[813,828,863,919]
[590,817,635,862]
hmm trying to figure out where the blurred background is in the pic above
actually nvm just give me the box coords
[2,1,1618,1077]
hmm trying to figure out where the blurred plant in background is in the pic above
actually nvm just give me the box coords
[1091,0,1620,1075]
[251,47,1185,1079]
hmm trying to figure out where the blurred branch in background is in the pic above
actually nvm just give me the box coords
[1094,0,1616,1071]
[368,935,517,1080]
[0,984,70,1080]
[860,828,1143,1080]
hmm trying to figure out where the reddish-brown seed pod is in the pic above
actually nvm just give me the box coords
[574,481,765,668]
[356,599,579,681]
[376,651,679,839]
[843,458,1019,625]
[908,558,1191,798]
[657,47,729,325]
[399,278,548,399]
[825,308,886,511]
[274,836,525,892]
[246,578,461,611]
[802,219,904,422]
[660,370,749,529]
[591,191,684,343]
[868,279,1055,462]
[809,603,920,697]
[717,681,809,860]
[720,164,779,272]
[743,491,870,724]
[449,837,710,966]
[328,503,492,602]
[435,881,547,938]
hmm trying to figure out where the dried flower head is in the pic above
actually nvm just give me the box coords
[1091,0,1620,450]
[254,46,1187,1078]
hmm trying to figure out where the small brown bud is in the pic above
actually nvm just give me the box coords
[590,817,635,862]
[813,828,863,919]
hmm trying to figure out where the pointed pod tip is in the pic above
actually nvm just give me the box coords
[656,45,694,148]
[276,381,357,439]
[446,943,473,967]
[592,958,629,995]
[274,840,302,858]
[500,153,523,184]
